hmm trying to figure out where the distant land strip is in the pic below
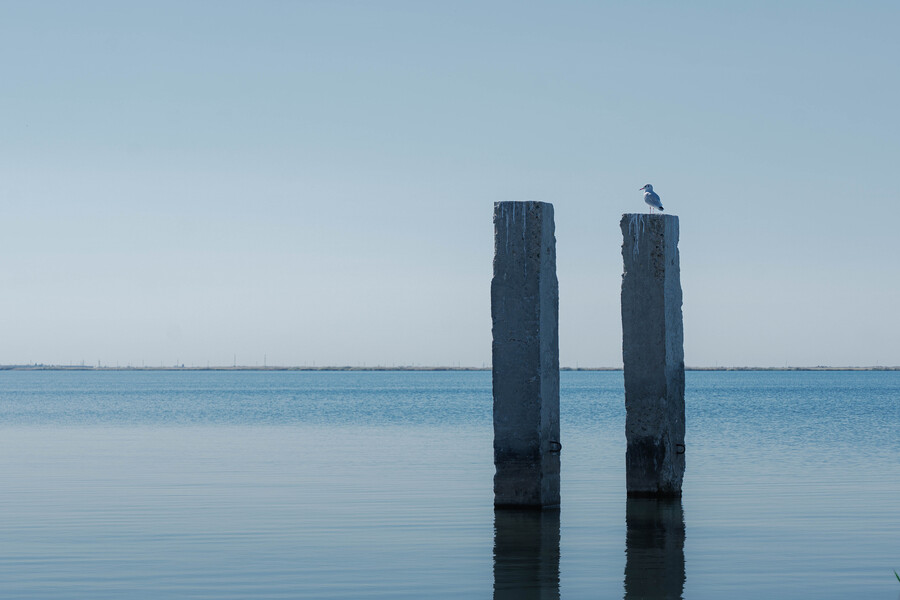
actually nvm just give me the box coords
[1,365,898,372]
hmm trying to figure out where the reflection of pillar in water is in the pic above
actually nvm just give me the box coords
[493,508,560,600]
[624,498,686,600]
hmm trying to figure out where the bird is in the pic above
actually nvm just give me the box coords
[639,184,664,213]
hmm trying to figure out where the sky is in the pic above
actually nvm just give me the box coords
[1,0,898,368]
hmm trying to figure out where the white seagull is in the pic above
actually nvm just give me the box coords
[640,184,664,213]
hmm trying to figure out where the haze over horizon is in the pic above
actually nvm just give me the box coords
[2,1,898,369]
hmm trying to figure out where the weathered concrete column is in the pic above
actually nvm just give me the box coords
[492,201,560,508]
[620,213,685,497]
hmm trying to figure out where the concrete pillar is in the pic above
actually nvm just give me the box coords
[624,498,686,599]
[620,213,685,497]
[493,508,561,600]
[491,201,560,508]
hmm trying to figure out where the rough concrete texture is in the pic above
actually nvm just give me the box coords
[493,508,561,599]
[620,213,685,497]
[492,201,560,508]
[624,498,685,599]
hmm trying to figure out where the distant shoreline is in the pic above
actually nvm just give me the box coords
[1,365,898,372]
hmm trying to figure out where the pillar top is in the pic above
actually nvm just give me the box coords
[620,212,679,221]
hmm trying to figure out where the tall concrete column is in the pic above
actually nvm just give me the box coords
[492,201,560,508]
[620,213,685,497]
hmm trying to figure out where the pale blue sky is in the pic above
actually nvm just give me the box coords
[1,1,898,367]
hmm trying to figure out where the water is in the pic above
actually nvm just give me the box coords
[0,370,898,599]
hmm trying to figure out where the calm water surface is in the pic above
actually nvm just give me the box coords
[0,370,898,599]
